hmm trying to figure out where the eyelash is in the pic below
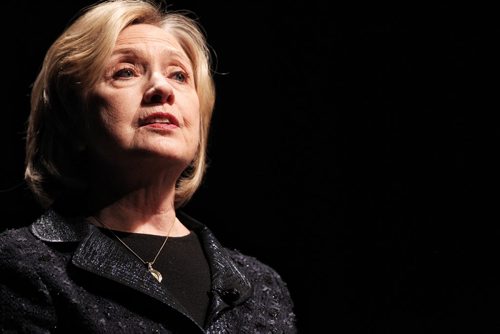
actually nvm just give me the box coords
[114,67,135,79]
[112,67,190,83]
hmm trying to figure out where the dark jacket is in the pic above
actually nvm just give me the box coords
[0,209,296,333]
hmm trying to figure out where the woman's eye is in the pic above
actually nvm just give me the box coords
[171,71,187,83]
[114,68,135,79]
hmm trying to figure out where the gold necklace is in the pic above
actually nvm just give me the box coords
[92,216,176,283]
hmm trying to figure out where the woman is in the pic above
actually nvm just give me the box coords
[0,0,297,332]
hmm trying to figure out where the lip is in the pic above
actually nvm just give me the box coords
[138,112,180,128]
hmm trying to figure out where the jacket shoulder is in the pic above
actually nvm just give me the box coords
[225,248,293,297]
[0,227,58,332]
[226,248,287,283]
[0,226,38,258]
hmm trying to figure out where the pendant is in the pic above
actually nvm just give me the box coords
[147,262,163,283]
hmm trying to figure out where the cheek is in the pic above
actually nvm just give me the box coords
[88,91,136,131]
[185,99,201,142]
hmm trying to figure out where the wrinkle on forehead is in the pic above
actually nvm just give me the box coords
[113,24,189,62]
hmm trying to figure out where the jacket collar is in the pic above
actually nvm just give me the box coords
[30,209,252,326]
[175,211,253,323]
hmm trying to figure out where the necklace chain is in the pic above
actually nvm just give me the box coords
[92,216,175,283]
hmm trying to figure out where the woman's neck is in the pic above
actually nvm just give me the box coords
[88,183,189,237]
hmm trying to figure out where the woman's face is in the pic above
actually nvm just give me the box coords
[85,23,200,173]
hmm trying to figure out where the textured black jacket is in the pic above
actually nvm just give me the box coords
[0,209,296,333]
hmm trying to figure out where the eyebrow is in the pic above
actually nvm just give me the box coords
[110,47,190,63]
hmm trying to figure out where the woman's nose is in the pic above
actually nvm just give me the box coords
[143,73,174,105]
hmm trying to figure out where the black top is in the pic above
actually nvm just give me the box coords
[102,229,211,327]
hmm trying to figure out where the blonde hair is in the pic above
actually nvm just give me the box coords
[25,0,215,209]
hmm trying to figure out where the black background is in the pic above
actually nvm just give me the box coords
[1,1,495,333]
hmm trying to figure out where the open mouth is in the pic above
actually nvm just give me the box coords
[139,112,179,128]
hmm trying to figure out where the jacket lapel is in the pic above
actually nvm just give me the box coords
[72,226,188,313]
[177,212,253,323]
[30,210,194,324]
